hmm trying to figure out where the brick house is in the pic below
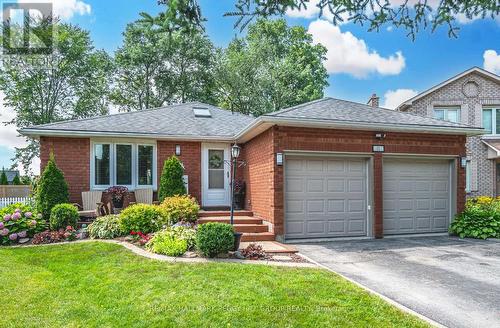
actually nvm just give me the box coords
[21,98,482,241]
[397,67,500,197]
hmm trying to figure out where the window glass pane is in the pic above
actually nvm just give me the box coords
[94,144,110,185]
[138,145,153,185]
[434,109,445,120]
[447,109,459,123]
[208,149,224,189]
[496,109,500,135]
[483,109,492,133]
[116,144,132,185]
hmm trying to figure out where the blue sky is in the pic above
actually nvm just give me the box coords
[1,0,500,172]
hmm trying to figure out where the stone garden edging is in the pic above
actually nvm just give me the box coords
[9,239,319,268]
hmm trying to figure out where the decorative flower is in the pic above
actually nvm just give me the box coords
[30,220,37,226]
[9,233,18,241]
[37,213,42,219]
[14,208,21,213]
[3,214,11,222]
[18,231,27,238]
[1,228,9,236]
[11,212,21,221]
[0,222,3,229]
[24,212,32,218]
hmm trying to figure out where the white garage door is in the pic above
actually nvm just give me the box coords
[285,156,368,239]
[383,158,452,235]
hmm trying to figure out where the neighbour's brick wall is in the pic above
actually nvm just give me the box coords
[243,126,466,239]
[157,141,201,204]
[402,71,500,197]
[40,137,90,205]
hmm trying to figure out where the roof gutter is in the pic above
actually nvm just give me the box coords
[235,116,484,142]
[19,128,235,142]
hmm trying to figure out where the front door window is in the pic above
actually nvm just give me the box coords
[208,149,225,189]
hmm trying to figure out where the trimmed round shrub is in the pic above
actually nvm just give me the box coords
[87,215,126,239]
[196,222,234,258]
[160,195,200,224]
[120,204,169,234]
[49,204,79,230]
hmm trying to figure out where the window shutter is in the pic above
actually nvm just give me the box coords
[470,160,478,192]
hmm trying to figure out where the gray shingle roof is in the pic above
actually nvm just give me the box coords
[1,170,19,183]
[22,102,254,138]
[263,97,480,129]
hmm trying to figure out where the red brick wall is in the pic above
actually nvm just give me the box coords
[40,137,90,204]
[241,129,276,224]
[243,126,467,238]
[157,141,201,204]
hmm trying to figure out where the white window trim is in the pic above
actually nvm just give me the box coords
[433,106,460,123]
[90,139,157,191]
[465,160,471,193]
[482,107,500,136]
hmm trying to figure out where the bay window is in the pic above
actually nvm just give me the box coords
[433,107,460,123]
[91,141,156,190]
[482,107,500,134]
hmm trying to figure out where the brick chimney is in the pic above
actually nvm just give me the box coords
[367,93,379,108]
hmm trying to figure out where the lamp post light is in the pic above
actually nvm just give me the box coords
[230,144,241,226]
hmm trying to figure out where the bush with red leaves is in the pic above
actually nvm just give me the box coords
[32,226,77,245]
[241,243,266,260]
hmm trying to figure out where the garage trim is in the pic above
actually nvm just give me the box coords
[283,151,374,240]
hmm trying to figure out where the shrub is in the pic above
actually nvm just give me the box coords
[0,203,46,245]
[241,243,266,260]
[36,154,69,218]
[0,170,8,185]
[50,204,79,231]
[147,226,196,256]
[450,196,500,239]
[32,226,77,245]
[11,174,21,185]
[160,195,199,224]
[120,204,169,234]
[196,222,234,258]
[87,215,125,239]
[158,156,186,202]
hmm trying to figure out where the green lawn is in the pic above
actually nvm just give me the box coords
[0,242,428,328]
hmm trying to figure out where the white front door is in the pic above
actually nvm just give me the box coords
[201,143,231,207]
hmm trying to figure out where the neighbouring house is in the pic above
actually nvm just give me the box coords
[0,169,20,185]
[20,98,482,241]
[397,67,500,197]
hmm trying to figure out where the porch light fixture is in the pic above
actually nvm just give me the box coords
[231,144,241,159]
[460,156,468,168]
[175,144,181,156]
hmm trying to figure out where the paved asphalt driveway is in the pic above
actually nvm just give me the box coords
[295,236,500,328]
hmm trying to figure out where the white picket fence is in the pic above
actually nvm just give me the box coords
[0,197,33,209]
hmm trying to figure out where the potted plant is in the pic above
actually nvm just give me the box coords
[233,180,246,210]
[105,186,129,210]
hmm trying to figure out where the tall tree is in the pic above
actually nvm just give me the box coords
[215,19,328,116]
[111,21,216,112]
[0,169,8,185]
[0,23,113,173]
[150,0,499,38]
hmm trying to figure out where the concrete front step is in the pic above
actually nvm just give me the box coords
[241,232,275,242]
[198,210,253,217]
[198,216,262,225]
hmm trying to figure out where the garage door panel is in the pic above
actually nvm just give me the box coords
[285,157,368,239]
[384,158,451,235]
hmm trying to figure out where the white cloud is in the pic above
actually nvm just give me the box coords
[17,0,91,20]
[382,89,419,109]
[0,93,40,175]
[484,50,500,75]
[308,19,406,78]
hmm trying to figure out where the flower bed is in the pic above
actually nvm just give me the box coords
[0,203,46,245]
[450,196,500,239]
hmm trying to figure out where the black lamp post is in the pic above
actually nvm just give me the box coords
[230,143,241,226]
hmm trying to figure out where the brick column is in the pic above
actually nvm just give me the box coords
[373,153,384,238]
